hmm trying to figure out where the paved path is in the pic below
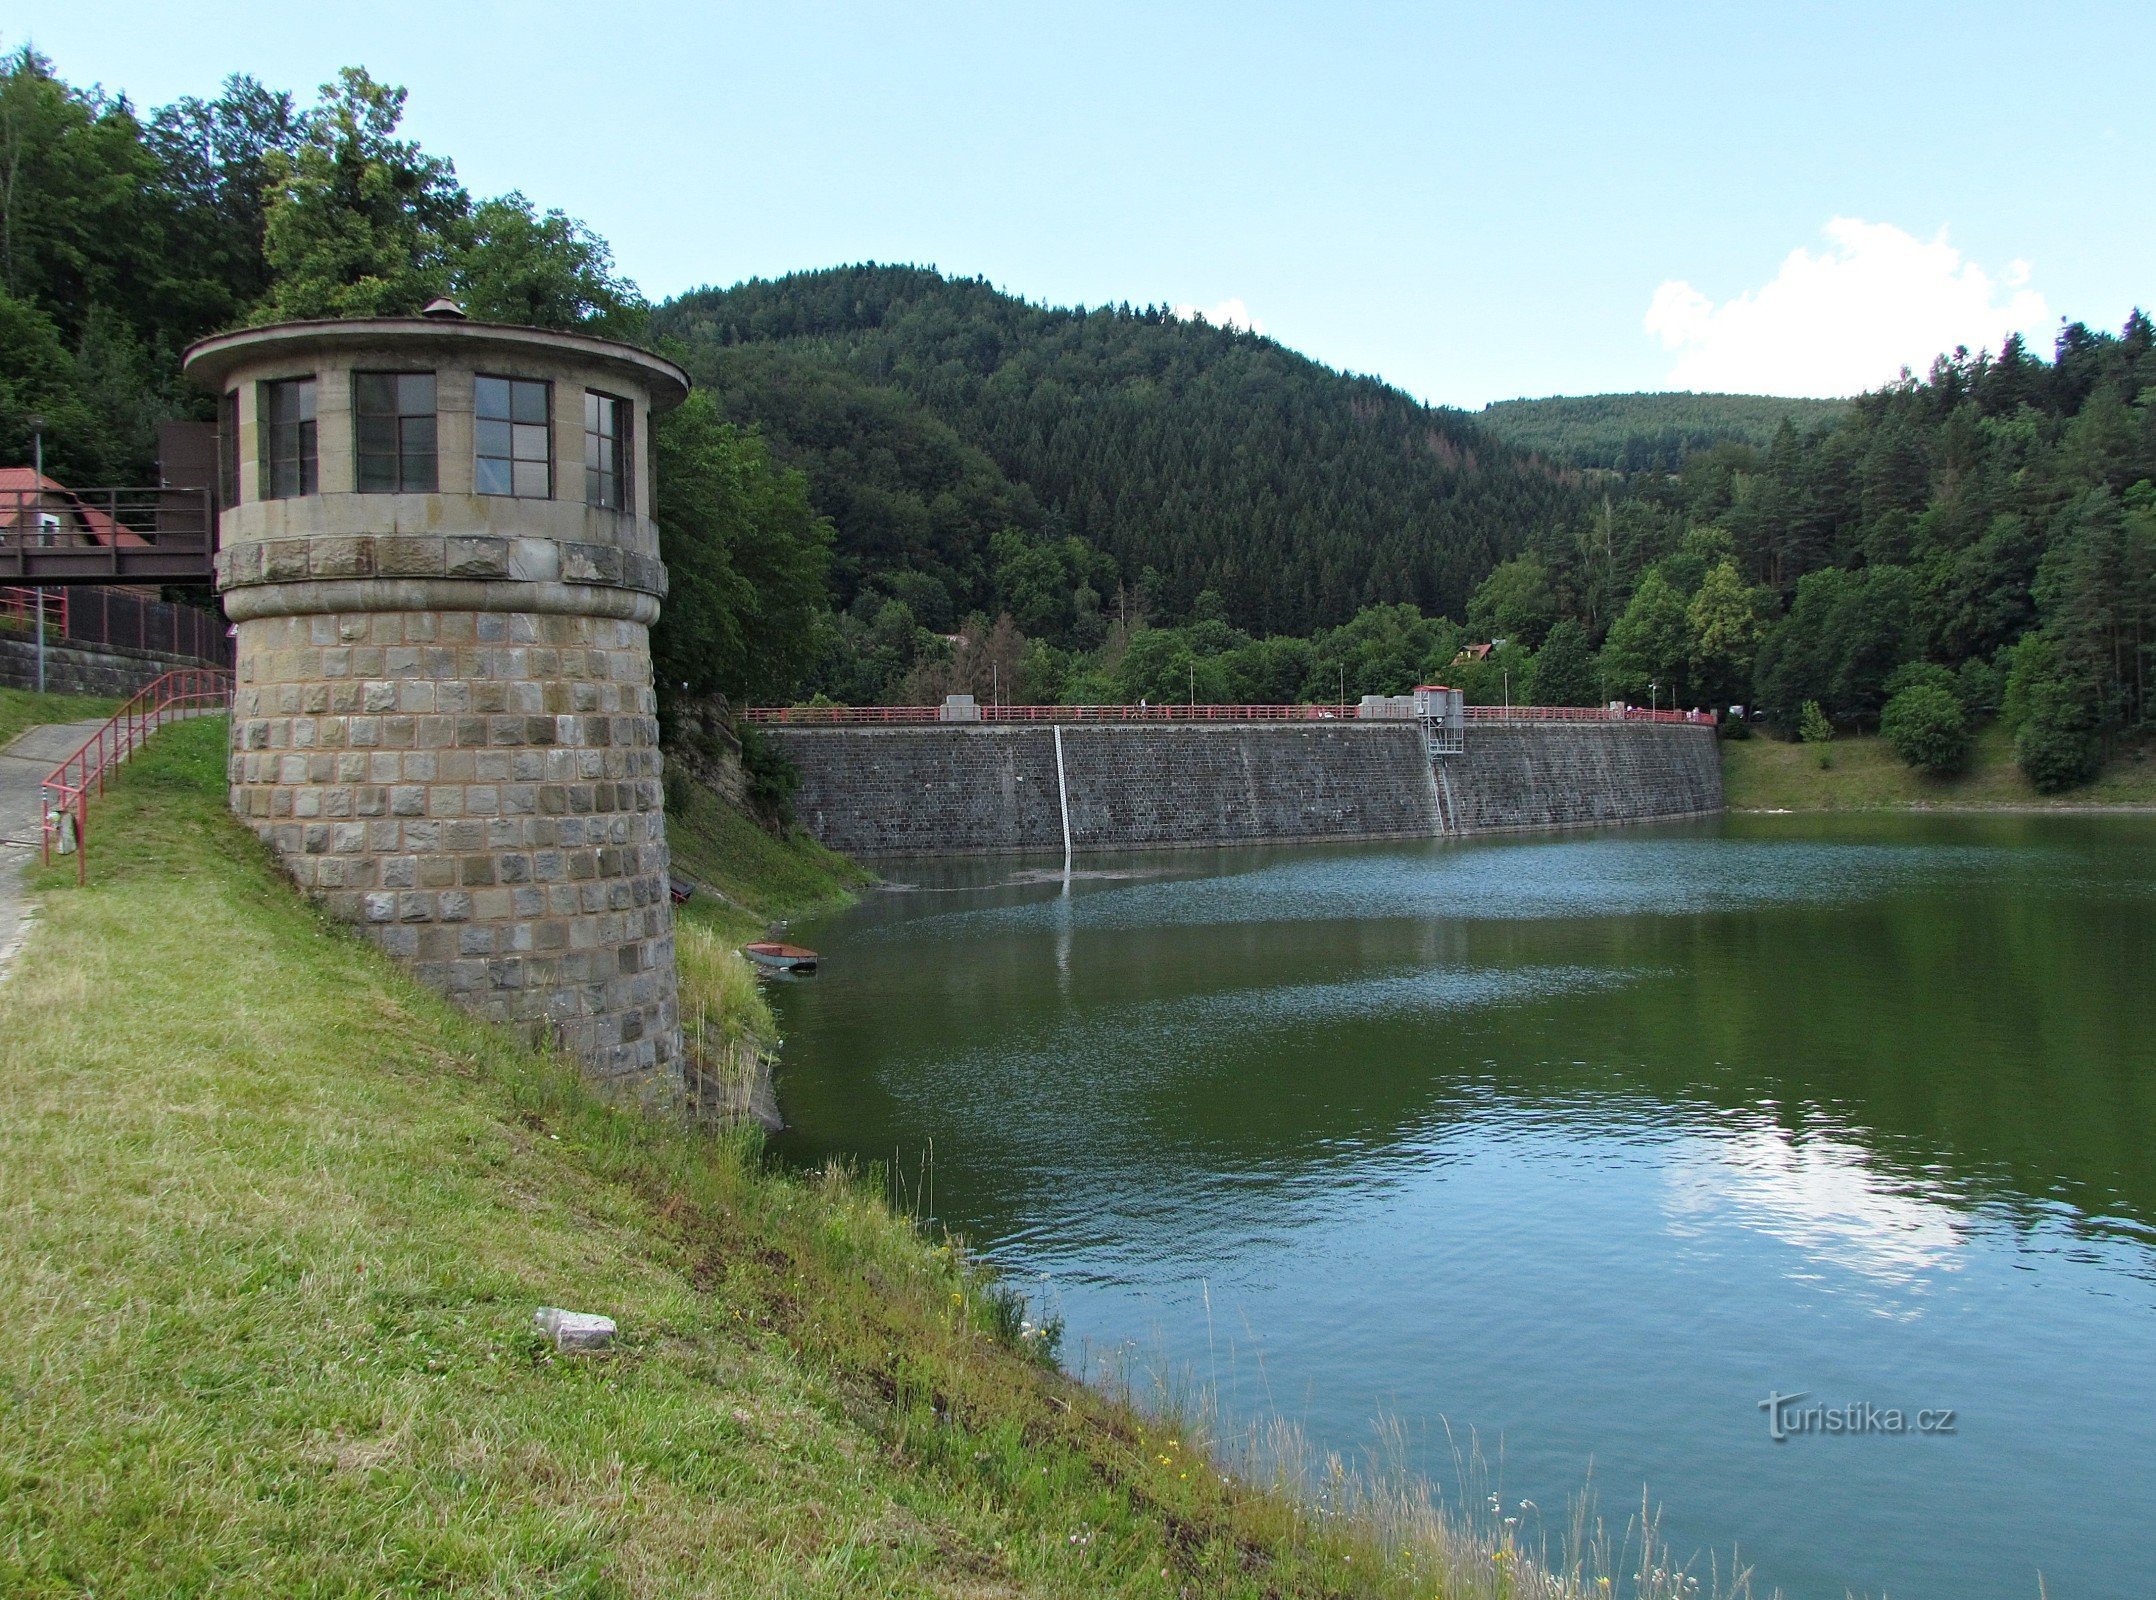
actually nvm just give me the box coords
[0,718,112,982]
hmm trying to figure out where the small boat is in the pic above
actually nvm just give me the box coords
[741,941,820,974]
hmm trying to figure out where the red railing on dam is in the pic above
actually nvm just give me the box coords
[1466,705,1716,725]
[745,703,1716,727]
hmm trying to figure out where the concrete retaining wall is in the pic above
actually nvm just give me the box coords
[0,635,219,699]
[769,721,1721,856]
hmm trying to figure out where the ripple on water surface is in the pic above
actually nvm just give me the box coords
[772,815,2156,1600]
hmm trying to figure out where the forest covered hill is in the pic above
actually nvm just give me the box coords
[1477,391,1850,471]
[654,267,1585,635]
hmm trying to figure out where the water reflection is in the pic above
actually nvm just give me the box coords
[773,814,2156,1599]
[1665,1122,1969,1297]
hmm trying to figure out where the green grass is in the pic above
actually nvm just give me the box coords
[676,919,782,1123]
[664,770,875,942]
[1722,724,2156,810]
[0,686,122,752]
[9,716,1696,1599]
[655,755,864,1119]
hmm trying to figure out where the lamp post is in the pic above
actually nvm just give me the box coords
[1650,680,1658,717]
[27,413,46,693]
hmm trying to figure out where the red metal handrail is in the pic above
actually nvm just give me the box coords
[40,667,233,884]
[748,703,1346,724]
[1465,705,1716,725]
[0,584,63,636]
[744,702,1716,727]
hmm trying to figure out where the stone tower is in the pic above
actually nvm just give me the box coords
[184,312,692,1088]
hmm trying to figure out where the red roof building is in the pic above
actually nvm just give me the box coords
[0,468,138,548]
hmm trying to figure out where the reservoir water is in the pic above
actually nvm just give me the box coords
[769,814,2156,1599]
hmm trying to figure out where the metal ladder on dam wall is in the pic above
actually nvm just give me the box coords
[1429,759,1460,835]
[1417,685,1466,837]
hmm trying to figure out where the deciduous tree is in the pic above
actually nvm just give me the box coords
[1881,682,1971,776]
[256,68,466,321]
[1526,617,1598,706]
[1601,570,1689,704]
[1685,559,1762,710]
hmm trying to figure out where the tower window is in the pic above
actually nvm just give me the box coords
[584,390,633,512]
[258,376,316,500]
[475,375,552,498]
[354,371,438,493]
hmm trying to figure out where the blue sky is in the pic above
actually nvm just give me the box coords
[20,1,2154,407]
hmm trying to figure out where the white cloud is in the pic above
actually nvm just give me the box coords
[1173,297,1266,336]
[1644,218,2053,397]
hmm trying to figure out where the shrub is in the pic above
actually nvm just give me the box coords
[2016,677,2103,793]
[1881,683,1971,776]
[1798,700,1834,767]
[739,723,801,825]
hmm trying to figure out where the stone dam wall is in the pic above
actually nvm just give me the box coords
[766,722,1722,856]
[1438,724,1723,833]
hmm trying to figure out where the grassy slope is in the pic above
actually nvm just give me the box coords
[665,772,876,942]
[0,686,122,751]
[0,717,1486,1599]
[1722,724,2156,810]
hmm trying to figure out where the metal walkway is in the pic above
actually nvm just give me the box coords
[0,486,214,584]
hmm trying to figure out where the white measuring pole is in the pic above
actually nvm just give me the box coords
[1052,722,1073,875]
